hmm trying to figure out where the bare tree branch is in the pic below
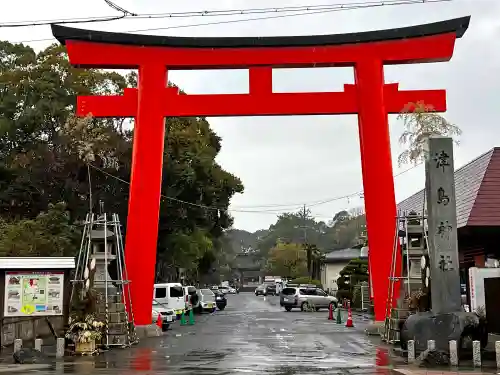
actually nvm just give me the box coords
[397,101,462,167]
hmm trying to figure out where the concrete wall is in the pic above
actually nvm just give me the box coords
[321,262,348,292]
[1,316,64,347]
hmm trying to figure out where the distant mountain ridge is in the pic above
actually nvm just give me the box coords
[224,208,367,258]
[224,209,367,274]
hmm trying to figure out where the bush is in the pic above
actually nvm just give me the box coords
[290,277,322,288]
[351,286,361,308]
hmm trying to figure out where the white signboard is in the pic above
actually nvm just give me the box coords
[468,266,500,312]
[4,271,64,317]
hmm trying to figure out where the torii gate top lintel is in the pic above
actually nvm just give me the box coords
[52,17,469,49]
[51,16,470,70]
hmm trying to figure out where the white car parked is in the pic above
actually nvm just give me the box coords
[218,286,236,294]
[196,289,217,313]
[153,282,185,317]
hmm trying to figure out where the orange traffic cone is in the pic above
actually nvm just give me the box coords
[376,347,389,367]
[328,303,334,320]
[345,302,354,327]
[156,313,163,328]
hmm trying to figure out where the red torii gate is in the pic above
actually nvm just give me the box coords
[52,16,469,325]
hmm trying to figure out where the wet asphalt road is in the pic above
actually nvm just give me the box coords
[34,293,393,374]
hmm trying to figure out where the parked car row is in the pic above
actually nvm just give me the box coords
[254,283,277,296]
[210,285,238,294]
[280,284,338,312]
[152,282,231,331]
[254,282,338,312]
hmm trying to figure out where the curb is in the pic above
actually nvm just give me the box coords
[0,364,51,372]
[392,368,485,375]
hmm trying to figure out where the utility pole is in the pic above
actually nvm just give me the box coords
[300,204,312,277]
[302,204,308,245]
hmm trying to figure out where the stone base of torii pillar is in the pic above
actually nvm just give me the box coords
[400,311,487,354]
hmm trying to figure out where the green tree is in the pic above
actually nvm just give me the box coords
[250,207,368,277]
[265,241,307,278]
[0,40,243,279]
[331,210,349,223]
[0,41,132,221]
[397,101,462,166]
[155,113,243,280]
[0,202,79,257]
[323,209,366,250]
[257,209,328,258]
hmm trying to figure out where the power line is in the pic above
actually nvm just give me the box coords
[6,9,340,43]
[0,0,135,28]
[231,160,422,209]
[0,16,127,28]
[0,0,452,28]
[11,0,452,42]
[115,0,452,21]
[88,161,423,214]
[103,0,137,17]
[305,161,422,208]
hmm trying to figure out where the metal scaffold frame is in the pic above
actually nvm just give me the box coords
[383,210,430,344]
[71,211,138,348]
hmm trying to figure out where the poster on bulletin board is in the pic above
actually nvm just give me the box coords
[4,271,64,317]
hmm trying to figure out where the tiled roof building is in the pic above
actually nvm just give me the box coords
[398,147,500,228]
[397,147,500,270]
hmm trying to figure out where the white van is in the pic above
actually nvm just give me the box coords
[153,283,185,316]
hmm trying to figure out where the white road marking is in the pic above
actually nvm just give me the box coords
[275,333,290,349]
[233,369,258,373]
[229,354,375,368]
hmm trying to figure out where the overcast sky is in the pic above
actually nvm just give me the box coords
[1,0,498,232]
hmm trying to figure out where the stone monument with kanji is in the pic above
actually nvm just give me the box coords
[400,136,488,358]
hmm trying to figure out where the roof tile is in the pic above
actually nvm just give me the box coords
[324,248,367,263]
[468,148,500,225]
[397,148,495,228]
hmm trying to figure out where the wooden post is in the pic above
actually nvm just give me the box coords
[427,339,435,351]
[449,340,458,366]
[13,338,22,352]
[495,341,500,369]
[407,340,415,363]
[472,340,481,367]
[56,337,65,358]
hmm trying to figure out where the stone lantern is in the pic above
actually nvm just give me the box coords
[90,226,117,293]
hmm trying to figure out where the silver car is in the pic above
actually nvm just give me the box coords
[254,284,266,296]
[280,285,337,312]
[219,286,236,294]
[196,289,217,313]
